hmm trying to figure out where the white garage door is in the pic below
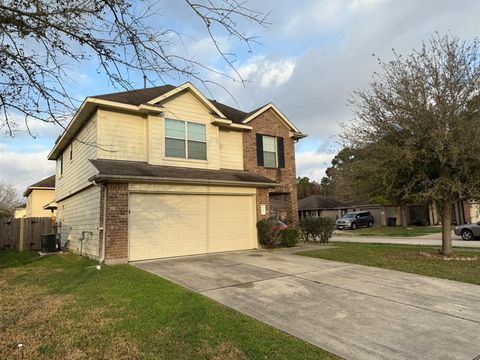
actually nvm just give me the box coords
[129,193,257,261]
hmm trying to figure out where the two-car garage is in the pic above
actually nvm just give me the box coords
[128,186,258,261]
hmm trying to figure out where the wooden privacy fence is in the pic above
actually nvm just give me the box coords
[0,217,53,251]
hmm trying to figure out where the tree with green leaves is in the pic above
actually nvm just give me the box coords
[296,176,324,200]
[343,33,480,256]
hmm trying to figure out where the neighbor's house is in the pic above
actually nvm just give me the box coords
[13,204,27,218]
[344,201,473,226]
[298,196,347,220]
[23,175,56,218]
[298,195,475,226]
[48,82,305,263]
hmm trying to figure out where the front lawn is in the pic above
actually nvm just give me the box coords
[0,251,335,360]
[335,226,443,237]
[298,243,480,285]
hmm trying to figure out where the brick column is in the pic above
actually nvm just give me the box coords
[256,188,270,222]
[105,183,128,264]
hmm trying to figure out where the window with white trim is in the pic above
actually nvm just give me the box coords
[262,135,277,168]
[57,154,63,175]
[165,119,207,160]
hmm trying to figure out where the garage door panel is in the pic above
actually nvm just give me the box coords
[129,193,255,261]
[207,196,254,253]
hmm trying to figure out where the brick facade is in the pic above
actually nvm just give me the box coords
[104,183,128,263]
[244,109,299,227]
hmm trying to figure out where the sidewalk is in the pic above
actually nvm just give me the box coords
[332,232,480,248]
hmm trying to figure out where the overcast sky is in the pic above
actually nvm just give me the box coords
[1,0,479,196]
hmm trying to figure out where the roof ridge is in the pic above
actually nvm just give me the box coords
[91,85,174,99]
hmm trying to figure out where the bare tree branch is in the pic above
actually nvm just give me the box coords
[0,0,270,136]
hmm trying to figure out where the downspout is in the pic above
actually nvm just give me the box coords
[93,180,107,264]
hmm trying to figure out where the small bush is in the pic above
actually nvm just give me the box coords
[281,229,298,247]
[257,219,275,247]
[299,217,335,244]
[412,217,429,226]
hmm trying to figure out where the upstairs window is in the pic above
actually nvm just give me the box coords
[262,136,277,167]
[57,154,63,175]
[256,134,285,168]
[165,119,206,160]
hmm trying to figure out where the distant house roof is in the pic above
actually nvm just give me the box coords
[24,175,56,197]
[89,159,278,187]
[15,203,27,209]
[43,201,57,210]
[298,195,346,211]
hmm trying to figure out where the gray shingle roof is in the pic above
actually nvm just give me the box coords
[298,195,346,211]
[91,85,175,106]
[89,159,277,187]
[24,175,56,196]
[91,86,264,125]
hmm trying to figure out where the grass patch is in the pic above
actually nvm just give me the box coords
[0,251,336,360]
[0,250,39,268]
[335,226,443,237]
[298,242,480,285]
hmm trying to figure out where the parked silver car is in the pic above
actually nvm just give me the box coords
[454,222,480,240]
[336,211,374,230]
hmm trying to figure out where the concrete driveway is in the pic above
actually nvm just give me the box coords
[133,249,480,360]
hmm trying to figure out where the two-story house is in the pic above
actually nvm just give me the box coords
[23,175,56,218]
[48,83,305,263]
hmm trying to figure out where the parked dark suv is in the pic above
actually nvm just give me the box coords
[336,211,375,230]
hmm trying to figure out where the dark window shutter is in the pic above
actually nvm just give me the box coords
[256,134,264,166]
[277,137,285,168]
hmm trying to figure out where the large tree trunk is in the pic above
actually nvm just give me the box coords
[441,200,453,256]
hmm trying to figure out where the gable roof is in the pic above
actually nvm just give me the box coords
[89,159,278,187]
[50,83,305,160]
[298,195,346,211]
[241,103,302,133]
[24,175,56,197]
[146,82,227,119]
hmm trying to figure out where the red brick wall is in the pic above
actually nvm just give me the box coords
[256,188,270,221]
[104,183,128,262]
[243,109,299,226]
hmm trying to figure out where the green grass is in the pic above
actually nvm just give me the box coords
[0,249,39,268]
[335,226,443,237]
[0,251,336,360]
[298,242,480,285]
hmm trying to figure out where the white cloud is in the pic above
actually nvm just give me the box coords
[237,56,296,88]
[296,150,333,181]
[0,144,55,196]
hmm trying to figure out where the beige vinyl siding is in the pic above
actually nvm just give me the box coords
[56,113,98,200]
[470,203,480,223]
[14,207,26,218]
[97,108,146,161]
[57,186,101,259]
[152,91,220,169]
[219,129,244,170]
[146,114,164,164]
[25,189,55,217]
